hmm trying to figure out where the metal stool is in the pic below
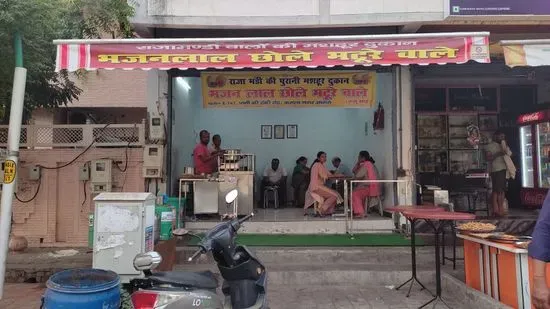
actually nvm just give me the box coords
[263,186,279,209]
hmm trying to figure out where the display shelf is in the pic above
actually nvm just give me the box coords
[417,112,498,176]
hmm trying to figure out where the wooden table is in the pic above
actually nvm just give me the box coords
[457,234,550,309]
[402,211,476,308]
[386,206,445,297]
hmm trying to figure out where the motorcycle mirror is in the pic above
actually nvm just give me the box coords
[225,189,239,204]
[172,228,190,236]
[133,251,162,271]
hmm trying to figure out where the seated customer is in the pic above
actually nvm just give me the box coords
[329,156,352,197]
[331,157,353,177]
[352,151,380,218]
[262,158,287,207]
[304,151,343,216]
[291,156,310,207]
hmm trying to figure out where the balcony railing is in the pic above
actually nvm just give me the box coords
[0,123,146,148]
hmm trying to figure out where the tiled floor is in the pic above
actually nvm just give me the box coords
[189,207,389,222]
[185,207,394,233]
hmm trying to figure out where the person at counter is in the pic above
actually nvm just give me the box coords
[209,134,223,171]
[485,130,509,217]
[529,191,550,309]
[193,130,220,175]
[291,156,310,207]
[261,158,288,207]
[209,134,222,153]
[304,151,343,216]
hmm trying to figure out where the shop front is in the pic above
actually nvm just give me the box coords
[54,32,490,232]
[501,39,550,209]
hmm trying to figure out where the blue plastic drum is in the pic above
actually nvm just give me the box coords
[43,268,120,309]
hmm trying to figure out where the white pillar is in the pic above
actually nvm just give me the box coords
[395,66,414,206]
[0,67,27,298]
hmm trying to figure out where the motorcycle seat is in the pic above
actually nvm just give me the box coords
[149,270,218,289]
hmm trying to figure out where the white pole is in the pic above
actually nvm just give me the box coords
[0,67,27,299]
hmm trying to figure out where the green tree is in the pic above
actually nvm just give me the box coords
[0,0,135,121]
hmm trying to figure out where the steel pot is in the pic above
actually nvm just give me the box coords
[224,149,241,162]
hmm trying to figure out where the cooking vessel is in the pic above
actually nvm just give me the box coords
[224,149,241,162]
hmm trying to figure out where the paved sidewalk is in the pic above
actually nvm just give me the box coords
[0,283,44,309]
[0,283,469,309]
[268,285,466,309]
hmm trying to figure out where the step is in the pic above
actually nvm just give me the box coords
[175,263,437,286]
[184,218,394,234]
[175,246,439,266]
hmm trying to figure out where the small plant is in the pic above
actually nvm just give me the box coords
[120,287,132,309]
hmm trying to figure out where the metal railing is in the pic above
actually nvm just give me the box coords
[345,179,412,236]
[0,123,146,148]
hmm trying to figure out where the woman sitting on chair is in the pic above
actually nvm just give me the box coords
[304,151,343,216]
[352,151,380,218]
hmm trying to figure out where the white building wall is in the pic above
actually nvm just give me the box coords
[134,0,445,28]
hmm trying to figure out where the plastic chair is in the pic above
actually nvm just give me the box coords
[263,186,279,209]
[366,196,383,216]
[310,192,324,215]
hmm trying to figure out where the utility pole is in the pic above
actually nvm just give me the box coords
[0,32,27,299]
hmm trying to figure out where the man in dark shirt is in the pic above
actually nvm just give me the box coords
[529,192,550,309]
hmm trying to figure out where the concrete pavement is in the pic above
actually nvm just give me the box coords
[0,284,44,309]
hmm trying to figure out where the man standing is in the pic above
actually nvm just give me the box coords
[209,134,223,171]
[529,191,550,309]
[193,130,218,175]
[209,134,222,154]
[262,158,287,207]
[485,130,507,217]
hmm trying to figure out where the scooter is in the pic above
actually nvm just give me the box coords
[129,189,268,309]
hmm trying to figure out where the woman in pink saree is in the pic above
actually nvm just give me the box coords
[352,151,380,218]
[304,151,343,216]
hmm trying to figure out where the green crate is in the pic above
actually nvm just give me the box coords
[155,205,174,241]
[166,197,187,228]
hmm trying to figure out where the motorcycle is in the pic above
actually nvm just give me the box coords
[129,189,268,309]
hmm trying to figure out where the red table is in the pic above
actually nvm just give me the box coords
[386,206,445,297]
[401,211,476,309]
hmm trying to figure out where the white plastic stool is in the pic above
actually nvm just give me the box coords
[263,186,279,209]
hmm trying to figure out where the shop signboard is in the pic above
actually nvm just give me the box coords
[54,34,490,71]
[201,71,376,108]
[449,0,550,16]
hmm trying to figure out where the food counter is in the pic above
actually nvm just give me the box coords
[178,153,255,220]
[458,233,550,309]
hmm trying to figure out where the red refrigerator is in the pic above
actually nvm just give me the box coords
[518,110,550,207]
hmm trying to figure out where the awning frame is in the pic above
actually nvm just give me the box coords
[499,39,550,67]
[500,39,550,46]
[54,32,490,45]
